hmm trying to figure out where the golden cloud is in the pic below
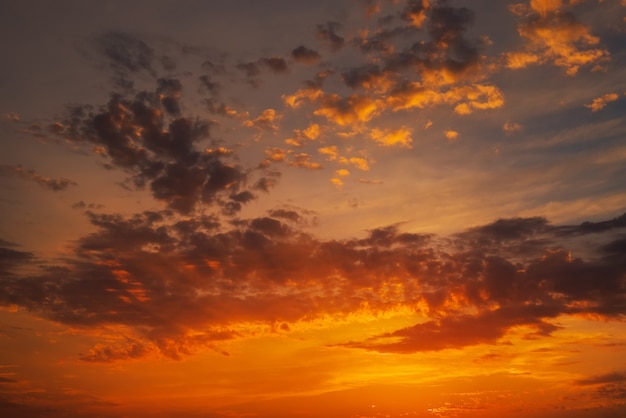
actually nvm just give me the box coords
[369,127,413,148]
[584,93,619,112]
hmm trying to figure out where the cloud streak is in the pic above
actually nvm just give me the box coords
[0,165,77,191]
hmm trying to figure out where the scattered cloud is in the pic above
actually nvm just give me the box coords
[444,130,459,140]
[503,122,523,133]
[243,109,283,133]
[585,93,619,112]
[369,127,413,148]
[288,153,323,170]
[505,1,610,75]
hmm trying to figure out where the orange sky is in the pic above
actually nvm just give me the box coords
[1,0,626,417]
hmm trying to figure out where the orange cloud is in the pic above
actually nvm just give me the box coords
[369,127,413,148]
[445,130,459,140]
[584,93,619,112]
[288,153,323,170]
[503,122,523,133]
[330,177,344,189]
[243,109,282,132]
[314,93,385,126]
[347,157,370,171]
[388,83,504,114]
[507,1,609,74]
[285,123,322,146]
[318,145,340,161]
[530,0,563,17]
[264,147,287,162]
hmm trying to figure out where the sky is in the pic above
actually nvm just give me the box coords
[0,0,626,417]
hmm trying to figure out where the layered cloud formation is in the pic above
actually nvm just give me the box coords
[1,1,625,417]
[2,207,625,361]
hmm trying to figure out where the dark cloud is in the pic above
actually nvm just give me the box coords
[201,60,225,74]
[55,80,270,215]
[268,209,301,223]
[0,244,35,278]
[71,201,104,210]
[0,164,77,191]
[291,46,321,64]
[198,74,220,96]
[1,210,625,360]
[557,212,626,236]
[316,22,345,51]
[259,57,289,74]
[338,304,563,353]
[156,78,183,115]
[203,98,239,118]
[160,55,177,72]
[355,26,417,54]
[349,1,486,91]
[577,371,626,386]
[236,62,261,78]
[341,64,387,90]
[459,217,550,244]
[575,371,626,402]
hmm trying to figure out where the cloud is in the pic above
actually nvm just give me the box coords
[576,371,626,386]
[503,122,523,133]
[0,242,35,279]
[575,370,626,401]
[243,109,283,133]
[378,2,485,87]
[0,165,77,191]
[285,123,321,146]
[316,22,345,51]
[505,1,609,75]
[402,0,430,28]
[584,93,619,112]
[79,339,155,363]
[2,1,626,368]
[359,178,383,185]
[54,80,271,215]
[291,46,321,64]
[341,65,394,92]
[259,57,289,74]
[4,112,20,122]
[386,83,504,113]
[236,61,261,78]
[347,157,370,171]
[288,153,323,170]
[314,93,385,126]
[198,74,220,96]
[338,305,563,353]
[92,31,158,88]
[1,210,625,360]
[369,127,413,147]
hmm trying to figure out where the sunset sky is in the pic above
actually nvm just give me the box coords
[1,0,626,417]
